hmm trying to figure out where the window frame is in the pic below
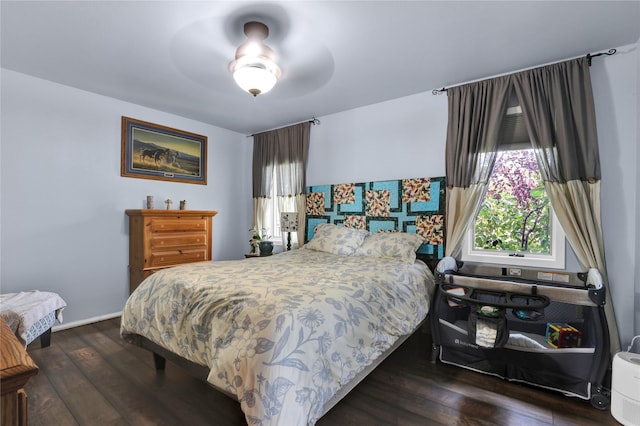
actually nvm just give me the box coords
[461,163,566,269]
[266,171,282,242]
[459,97,566,270]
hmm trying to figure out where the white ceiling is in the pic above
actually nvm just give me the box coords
[2,1,639,135]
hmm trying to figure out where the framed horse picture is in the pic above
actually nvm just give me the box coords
[121,116,207,185]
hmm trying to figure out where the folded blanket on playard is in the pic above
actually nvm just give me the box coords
[0,290,67,346]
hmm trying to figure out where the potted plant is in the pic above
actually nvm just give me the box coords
[248,227,273,255]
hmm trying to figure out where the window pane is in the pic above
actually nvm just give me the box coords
[473,149,551,254]
[270,172,281,239]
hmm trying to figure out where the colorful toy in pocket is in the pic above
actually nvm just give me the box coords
[546,322,582,348]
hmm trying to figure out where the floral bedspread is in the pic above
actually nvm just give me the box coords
[121,249,433,425]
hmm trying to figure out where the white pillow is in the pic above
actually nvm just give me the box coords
[304,223,368,255]
[354,231,425,263]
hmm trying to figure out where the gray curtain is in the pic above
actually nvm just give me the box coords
[444,76,512,257]
[253,122,310,197]
[252,122,310,246]
[445,58,619,355]
[512,58,620,353]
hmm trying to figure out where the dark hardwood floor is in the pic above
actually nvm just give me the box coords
[24,318,619,425]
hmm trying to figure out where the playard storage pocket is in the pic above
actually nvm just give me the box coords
[431,269,610,409]
[443,285,550,349]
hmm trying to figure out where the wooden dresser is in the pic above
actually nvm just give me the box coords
[125,209,218,293]
[1,318,38,426]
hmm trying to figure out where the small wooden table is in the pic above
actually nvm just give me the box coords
[1,318,38,426]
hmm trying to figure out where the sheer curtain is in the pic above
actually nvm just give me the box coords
[252,122,310,249]
[444,76,512,257]
[512,58,619,353]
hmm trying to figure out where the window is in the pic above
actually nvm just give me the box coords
[252,121,309,248]
[263,172,298,244]
[461,102,565,269]
[265,172,282,241]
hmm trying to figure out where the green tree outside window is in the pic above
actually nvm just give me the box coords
[474,149,551,254]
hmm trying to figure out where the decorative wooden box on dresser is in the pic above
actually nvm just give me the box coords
[1,318,38,426]
[125,209,218,293]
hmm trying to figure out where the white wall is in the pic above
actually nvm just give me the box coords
[592,42,639,348]
[0,70,252,326]
[308,92,448,184]
[308,41,640,348]
[634,40,640,346]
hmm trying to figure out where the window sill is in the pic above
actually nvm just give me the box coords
[461,251,565,270]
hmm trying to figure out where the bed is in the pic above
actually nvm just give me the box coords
[0,290,67,347]
[121,225,435,425]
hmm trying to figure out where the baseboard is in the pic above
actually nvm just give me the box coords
[52,311,122,332]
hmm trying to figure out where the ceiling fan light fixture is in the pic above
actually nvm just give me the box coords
[229,21,281,97]
[233,64,278,96]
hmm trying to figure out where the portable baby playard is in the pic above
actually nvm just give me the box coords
[430,259,611,409]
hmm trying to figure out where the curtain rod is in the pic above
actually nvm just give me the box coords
[247,117,320,137]
[431,48,617,95]
[586,48,617,66]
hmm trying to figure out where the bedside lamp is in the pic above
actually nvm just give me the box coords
[280,212,298,251]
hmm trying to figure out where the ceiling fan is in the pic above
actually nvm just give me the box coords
[169,4,334,100]
[228,21,282,97]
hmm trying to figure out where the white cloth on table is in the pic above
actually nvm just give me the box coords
[0,291,67,346]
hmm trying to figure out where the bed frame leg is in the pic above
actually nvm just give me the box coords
[40,328,52,348]
[430,343,439,363]
[153,352,166,370]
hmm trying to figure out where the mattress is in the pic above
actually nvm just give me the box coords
[121,248,433,425]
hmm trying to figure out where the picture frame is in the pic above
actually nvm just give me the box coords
[121,116,207,185]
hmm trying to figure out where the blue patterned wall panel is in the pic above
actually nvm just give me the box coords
[306,176,446,260]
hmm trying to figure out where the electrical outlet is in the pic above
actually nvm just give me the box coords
[508,268,522,276]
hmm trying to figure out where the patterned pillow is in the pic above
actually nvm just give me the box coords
[354,231,425,263]
[305,223,368,255]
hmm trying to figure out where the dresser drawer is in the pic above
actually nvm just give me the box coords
[149,218,208,233]
[149,249,208,267]
[150,233,207,250]
[126,209,217,294]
